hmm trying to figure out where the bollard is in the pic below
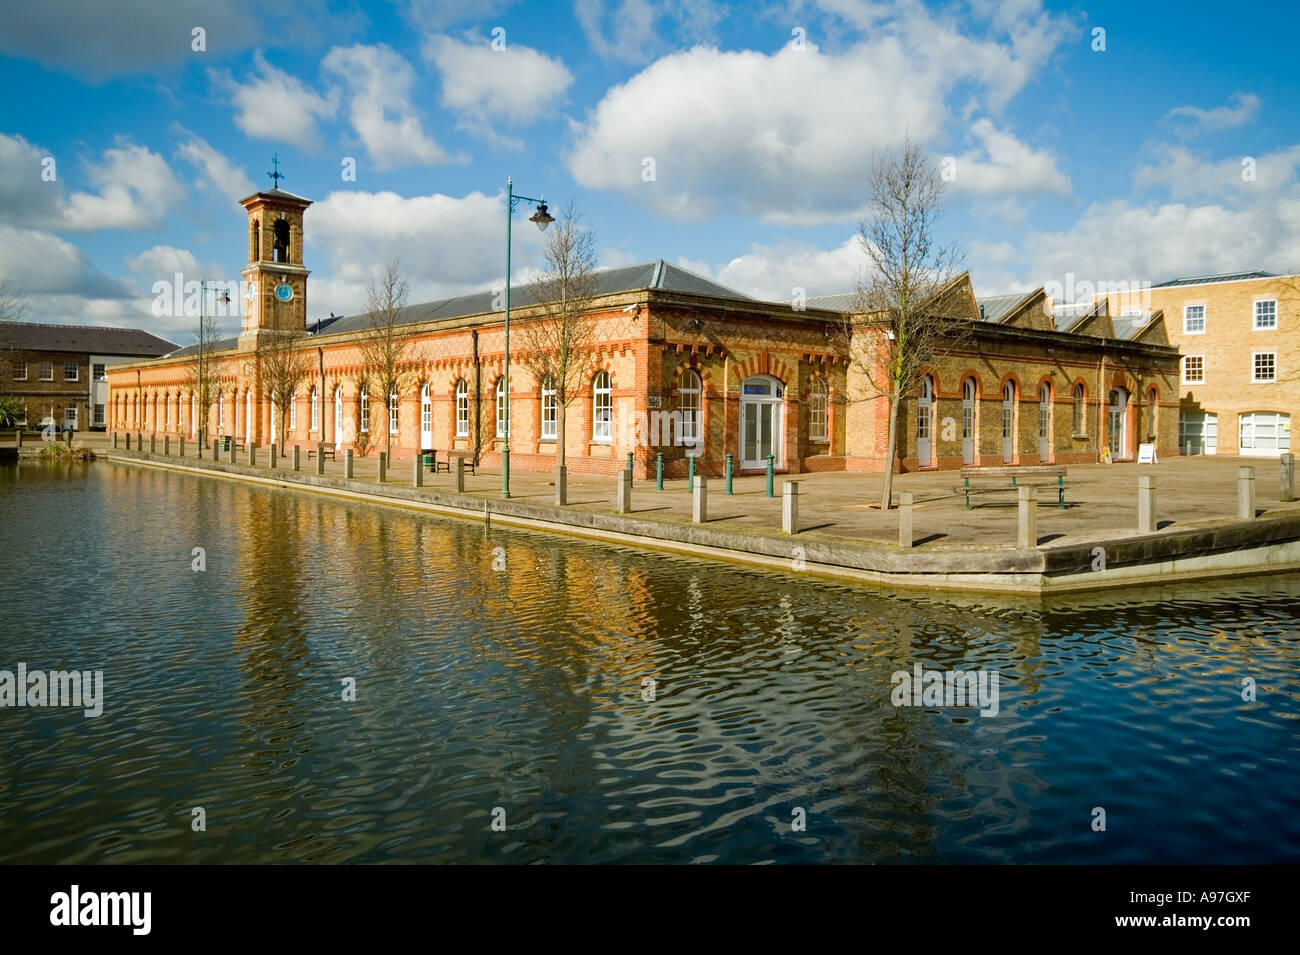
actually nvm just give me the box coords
[725,453,734,495]
[693,475,708,523]
[125,432,131,450]
[112,432,118,449]
[377,452,387,483]
[765,454,775,498]
[616,468,632,514]
[269,445,276,469]
[316,445,325,475]
[687,454,695,492]
[1137,475,1157,534]
[248,443,257,467]
[178,437,184,458]
[782,481,799,535]
[898,491,914,548]
[292,445,301,471]
[137,432,143,451]
[213,438,220,460]
[1281,453,1295,503]
[456,456,466,493]
[1017,484,1038,548]
[413,455,423,487]
[163,436,170,455]
[1238,466,1256,520]
[344,448,354,479]
[554,464,566,505]
[626,451,634,486]
[227,441,236,464]
[655,452,664,490]
[15,428,21,448]
[149,434,156,453]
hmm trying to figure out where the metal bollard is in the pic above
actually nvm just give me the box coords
[626,451,634,486]
[656,452,664,490]
[725,453,734,495]
[765,454,775,498]
[782,481,799,535]
[687,454,695,492]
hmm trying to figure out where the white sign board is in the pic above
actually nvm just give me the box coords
[1138,443,1158,464]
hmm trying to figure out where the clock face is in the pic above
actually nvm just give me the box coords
[275,283,294,303]
[246,281,258,302]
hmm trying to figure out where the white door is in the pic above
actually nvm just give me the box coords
[420,384,433,449]
[1038,383,1051,461]
[740,375,783,469]
[1108,388,1128,458]
[916,376,932,467]
[961,378,975,465]
[334,386,343,449]
[1001,382,1015,463]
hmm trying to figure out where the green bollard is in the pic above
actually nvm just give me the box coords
[725,453,734,495]
[765,454,775,498]
[656,451,664,490]
[687,453,695,492]
[626,451,634,487]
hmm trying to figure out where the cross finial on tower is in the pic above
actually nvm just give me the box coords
[267,154,285,189]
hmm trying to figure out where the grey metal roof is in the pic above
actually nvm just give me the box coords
[1049,302,1095,332]
[1111,314,1149,341]
[0,321,177,356]
[312,260,753,339]
[975,293,1025,323]
[1151,270,1276,288]
[163,336,239,359]
[804,292,859,311]
[240,188,311,205]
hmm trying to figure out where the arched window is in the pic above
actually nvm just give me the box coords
[359,387,370,433]
[592,370,612,442]
[495,377,507,438]
[541,377,557,440]
[162,392,169,428]
[176,392,182,432]
[310,387,319,432]
[388,390,399,435]
[289,390,297,430]
[808,377,828,441]
[218,391,225,430]
[1147,386,1159,439]
[190,394,196,437]
[455,380,468,437]
[1072,383,1085,435]
[679,369,701,444]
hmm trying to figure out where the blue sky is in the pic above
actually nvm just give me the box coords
[1,0,1297,344]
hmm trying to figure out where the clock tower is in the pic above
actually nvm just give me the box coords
[238,159,311,351]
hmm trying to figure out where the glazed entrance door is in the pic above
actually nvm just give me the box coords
[739,376,782,469]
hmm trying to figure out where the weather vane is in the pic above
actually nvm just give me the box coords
[267,154,285,189]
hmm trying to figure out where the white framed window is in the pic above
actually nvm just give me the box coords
[1254,299,1277,330]
[1183,304,1205,334]
[12,361,26,381]
[541,377,557,440]
[679,369,701,443]
[420,384,432,435]
[388,391,399,435]
[65,404,77,426]
[1180,412,1218,455]
[176,393,182,431]
[1252,352,1276,383]
[359,389,369,433]
[163,394,169,427]
[592,370,612,443]
[495,378,507,438]
[218,392,225,429]
[1182,355,1205,384]
[93,363,106,381]
[1239,411,1290,454]
[310,387,319,431]
[808,376,827,441]
[38,361,53,381]
[63,361,78,381]
[1072,383,1085,435]
[93,404,104,426]
[455,380,468,437]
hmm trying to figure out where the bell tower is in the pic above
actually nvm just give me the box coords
[239,156,312,350]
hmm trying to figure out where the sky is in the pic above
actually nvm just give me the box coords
[1,0,1298,345]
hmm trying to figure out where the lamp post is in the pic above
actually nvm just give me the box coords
[501,175,554,499]
[197,281,230,453]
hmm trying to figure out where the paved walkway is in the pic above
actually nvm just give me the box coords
[77,433,1299,550]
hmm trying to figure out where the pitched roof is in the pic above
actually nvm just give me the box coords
[0,321,177,356]
[1151,270,1278,288]
[240,188,312,205]
[311,259,753,339]
[975,293,1026,323]
[804,292,858,311]
[163,336,239,359]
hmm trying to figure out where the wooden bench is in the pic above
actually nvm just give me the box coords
[444,449,476,475]
[958,465,1067,510]
[306,446,336,461]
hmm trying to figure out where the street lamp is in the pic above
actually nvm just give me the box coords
[197,281,230,456]
[501,175,554,499]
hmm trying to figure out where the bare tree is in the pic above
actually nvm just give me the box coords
[841,138,965,510]
[187,311,223,451]
[518,201,600,471]
[256,329,311,454]
[0,280,29,398]
[356,260,420,458]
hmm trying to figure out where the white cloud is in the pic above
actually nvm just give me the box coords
[952,119,1070,197]
[215,52,337,151]
[174,130,256,204]
[1167,93,1260,132]
[322,44,447,169]
[0,133,60,227]
[60,141,184,231]
[684,236,864,301]
[424,34,573,123]
[307,188,547,313]
[127,245,201,278]
[576,0,663,62]
[568,2,1074,223]
[0,225,130,297]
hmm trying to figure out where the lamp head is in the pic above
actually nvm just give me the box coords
[529,201,554,232]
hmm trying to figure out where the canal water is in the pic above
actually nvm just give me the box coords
[1,460,1297,864]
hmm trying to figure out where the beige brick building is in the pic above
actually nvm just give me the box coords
[1104,272,1299,458]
